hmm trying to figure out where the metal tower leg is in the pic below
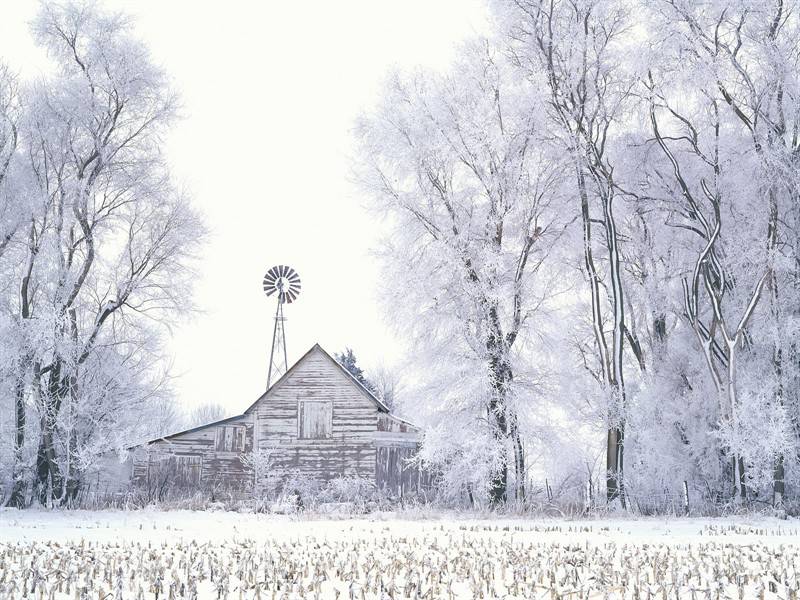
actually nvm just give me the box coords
[267,300,288,389]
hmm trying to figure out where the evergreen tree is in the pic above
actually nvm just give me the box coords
[335,348,376,394]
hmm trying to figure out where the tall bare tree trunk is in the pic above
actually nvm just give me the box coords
[35,360,68,505]
[601,185,627,506]
[8,237,36,508]
[487,348,511,505]
[576,167,627,505]
[6,371,27,508]
[510,411,525,502]
[768,189,785,507]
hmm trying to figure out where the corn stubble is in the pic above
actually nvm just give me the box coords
[0,524,798,599]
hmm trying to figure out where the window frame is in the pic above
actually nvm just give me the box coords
[215,425,247,452]
[297,399,333,440]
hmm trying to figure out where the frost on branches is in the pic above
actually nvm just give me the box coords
[358,0,800,511]
[0,2,204,507]
[2,0,800,515]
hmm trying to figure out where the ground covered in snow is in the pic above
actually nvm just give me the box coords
[0,509,798,598]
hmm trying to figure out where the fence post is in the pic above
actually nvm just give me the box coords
[682,480,690,515]
[545,478,553,503]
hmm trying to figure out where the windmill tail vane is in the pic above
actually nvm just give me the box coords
[263,265,301,389]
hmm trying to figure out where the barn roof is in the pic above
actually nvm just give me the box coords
[137,343,397,447]
[139,414,246,445]
[243,343,391,414]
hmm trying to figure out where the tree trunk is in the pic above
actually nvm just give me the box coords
[64,373,81,505]
[726,339,747,501]
[577,165,627,507]
[34,421,59,506]
[5,373,27,508]
[486,301,513,505]
[35,361,68,505]
[600,187,627,508]
[767,187,785,508]
[606,424,624,504]
[510,411,525,502]
[488,393,508,505]
[773,456,785,507]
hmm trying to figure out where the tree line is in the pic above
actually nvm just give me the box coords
[356,0,800,510]
[0,2,204,507]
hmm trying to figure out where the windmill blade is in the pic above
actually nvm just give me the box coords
[262,265,301,303]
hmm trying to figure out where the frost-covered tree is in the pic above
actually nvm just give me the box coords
[0,62,30,508]
[369,363,402,412]
[357,40,572,504]
[334,348,376,393]
[494,0,642,505]
[639,0,800,505]
[358,0,800,511]
[186,402,227,429]
[0,1,204,507]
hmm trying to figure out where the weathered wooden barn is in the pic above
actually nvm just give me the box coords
[108,344,426,500]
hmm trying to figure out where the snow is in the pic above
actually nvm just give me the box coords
[1,510,798,598]
[0,508,796,545]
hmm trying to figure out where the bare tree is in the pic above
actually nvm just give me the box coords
[357,40,569,503]
[185,402,227,429]
[498,0,638,505]
[643,0,800,502]
[369,363,402,412]
[0,2,204,507]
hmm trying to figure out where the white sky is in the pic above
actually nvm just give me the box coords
[0,1,490,415]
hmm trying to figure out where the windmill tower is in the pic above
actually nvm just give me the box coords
[262,265,301,389]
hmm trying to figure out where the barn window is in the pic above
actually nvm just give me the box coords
[299,401,332,439]
[215,425,246,452]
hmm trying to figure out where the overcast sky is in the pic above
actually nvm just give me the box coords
[0,1,490,415]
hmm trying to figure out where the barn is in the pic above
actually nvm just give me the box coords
[111,344,427,501]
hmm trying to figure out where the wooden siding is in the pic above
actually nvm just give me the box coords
[376,445,432,497]
[117,344,426,498]
[253,347,379,486]
[377,413,418,434]
[131,414,254,492]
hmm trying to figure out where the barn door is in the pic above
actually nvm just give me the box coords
[376,445,419,497]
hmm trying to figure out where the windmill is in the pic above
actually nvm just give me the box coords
[263,265,301,389]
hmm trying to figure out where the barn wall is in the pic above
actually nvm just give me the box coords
[117,345,428,500]
[131,414,255,494]
[252,348,379,487]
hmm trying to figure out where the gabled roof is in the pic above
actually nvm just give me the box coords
[243,343,391,414]
[135,343,396,448]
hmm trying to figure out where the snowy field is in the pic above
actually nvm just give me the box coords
[0,510,799,599]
